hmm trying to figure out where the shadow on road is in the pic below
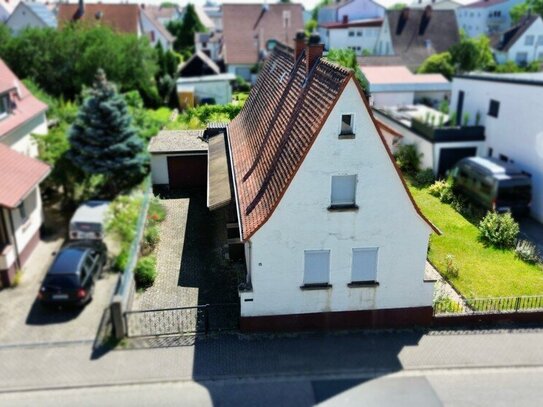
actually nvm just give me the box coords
[25,300,83,326]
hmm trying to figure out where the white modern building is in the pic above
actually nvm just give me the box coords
[450,72,543,222]
[221,38,438,331]
[457,0,525,38]
[5,2,56,35]
[0,59,50,288]
[362,65,451,107]
[492,15,543,65]
[318,18,383,54]
[176,73,235,107]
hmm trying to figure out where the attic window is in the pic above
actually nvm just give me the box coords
[0,94,10,120]
[339,114,354,137]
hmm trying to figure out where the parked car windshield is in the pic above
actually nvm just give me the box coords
[43,275,80,290]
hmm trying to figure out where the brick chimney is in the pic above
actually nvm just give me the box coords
[294,30,306,61]
[306,33,323,74]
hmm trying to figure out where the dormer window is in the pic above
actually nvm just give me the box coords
[0,94,11,121]
[339,114,354,138]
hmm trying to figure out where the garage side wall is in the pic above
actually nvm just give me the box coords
[151,154,169,185]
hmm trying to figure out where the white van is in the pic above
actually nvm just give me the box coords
[69,201,111,240]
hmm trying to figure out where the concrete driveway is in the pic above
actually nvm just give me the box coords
[0,232,117,346]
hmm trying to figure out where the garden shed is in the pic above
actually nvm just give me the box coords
[149,130,208,189]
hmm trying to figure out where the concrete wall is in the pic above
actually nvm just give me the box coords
[451,77,543,222]
[239,79,434,318]
[151,154,170,185]
[6,5,48,35]
[372,91,415,108]
[0,113,47,158]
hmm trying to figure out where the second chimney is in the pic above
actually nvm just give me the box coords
[342,15,348,24]
[294,30,306,61]
[306,33,323,74]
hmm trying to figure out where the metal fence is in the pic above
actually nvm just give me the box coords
[434,295,543,316]
[124,303,240,338]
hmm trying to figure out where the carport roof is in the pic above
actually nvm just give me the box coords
[207,133,231,211]
[148,130,208,154]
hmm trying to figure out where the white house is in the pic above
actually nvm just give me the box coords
[362,65,451,107]
[0,59,50,288]
[220,37,439,331]
[410,0,476,11]
[450,72,543,222]
[176,73,235,108]
[318,17,383,54]
[5,2,56,35]
[492,15,543,65]
[0,0,19,22]
[457,0,525,38]
[318,0,386,25]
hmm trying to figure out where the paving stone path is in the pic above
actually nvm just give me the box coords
[134,198,198,310]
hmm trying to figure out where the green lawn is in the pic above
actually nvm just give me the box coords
[409,185,543,298]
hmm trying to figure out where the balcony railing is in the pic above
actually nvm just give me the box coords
[411,118,485,142]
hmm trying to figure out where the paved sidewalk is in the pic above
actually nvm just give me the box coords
[134,198,193,310]
[1,327,543,392]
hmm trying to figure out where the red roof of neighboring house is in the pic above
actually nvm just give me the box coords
[361,65,449,84]
[227,43,438,240]
[0,59,48,138]
[0,144,50,209]
[57,4,141,34]
[320,18,383,29]
[222,3,304,65]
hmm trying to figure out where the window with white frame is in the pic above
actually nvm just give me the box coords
[356,30,362,37]
[537,35,543,45]
[516,52,528,64]
[340,113,354,135]
[348,30,354,37]
[303,250,330,286]
[351,248,378,283]
[538,52,543,61]
[525,35,534,46]
[331,175,357,207]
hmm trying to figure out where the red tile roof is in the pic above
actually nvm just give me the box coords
[320,18,383,29]
[227,43,438,240]
[0,144,50,209]
[222,3,304,65]
[0,59,48,138]
[57,4,140,34]
[361,65,449,84]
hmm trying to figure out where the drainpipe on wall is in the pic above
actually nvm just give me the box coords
[245,240,252,287]
[7,209,21,271]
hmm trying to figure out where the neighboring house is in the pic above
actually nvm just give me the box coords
[221,3,304,80]
[0,0,19,23]
[361,65,451,107]
[491,15,543,65]
[179,51,222,77]
[176,73,236,108]
[0,59,50,288]
[375,7,460,71]
[203,4,222,32]
[318,17,383,54]
[179,4,215,32]
[374,105,485,176]
[57,3,174,49]
[457,0,525,38]
[318,0,386,25]
[410,0,476,10]
[144,5,181,26]
[221,37,439,331]
[195,31,223,62]
[5,2,56,35]
[450,72,543,222]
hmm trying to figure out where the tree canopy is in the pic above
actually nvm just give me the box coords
[167,3,206,56]
[449,34,495,72]
[510,0,543,23]
[68,69,148,194]
[325,49,371,99]
[417,52,455,79]
[0,25,159,105]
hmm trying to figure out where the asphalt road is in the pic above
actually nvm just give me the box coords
[1,366,542,407]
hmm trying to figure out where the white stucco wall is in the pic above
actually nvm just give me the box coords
[451,76,543,221]
[502,18,543,65]
[0,113,47,158]
[140,12,173,50]
[6,5,48,35]
[326,26,381,54]
[239,79,434,317]
[375,16,393,55]
[151,154,170,185]
[338,0,385,21]
[372,91,415,107]
[227,64,252,81]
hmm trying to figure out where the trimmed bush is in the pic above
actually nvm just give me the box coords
[142,225,160,255]
[394,144,421,175]
[415,168,435,187]
[113,248,129,272]
[135,256,157,288]
[147,198,166,224]
[428,180,454,204]
[478,212,519,249]
[445,254,459,278]
[515,240,541,264]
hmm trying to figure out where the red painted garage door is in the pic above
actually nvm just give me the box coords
[167,155,207,188]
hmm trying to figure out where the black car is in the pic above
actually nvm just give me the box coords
[38,241,107,307]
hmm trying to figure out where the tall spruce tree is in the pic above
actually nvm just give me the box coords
[68,69,148,194]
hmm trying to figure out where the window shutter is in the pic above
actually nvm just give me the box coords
[351,248,378,282]
[331,175,356,205]
[304,250,330,285]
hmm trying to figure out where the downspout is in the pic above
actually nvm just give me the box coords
[245,239,252,286]
[6,208,21,271]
